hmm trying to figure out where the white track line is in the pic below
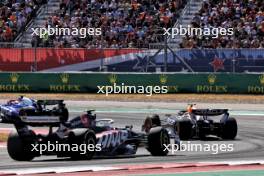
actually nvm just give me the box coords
[200,160,264,165]
[1,161,264,175]
[0,166,122,175]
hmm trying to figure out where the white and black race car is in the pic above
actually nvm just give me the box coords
[1,107,172,161]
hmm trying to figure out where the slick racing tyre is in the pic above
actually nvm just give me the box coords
[83,130,96,160]
[69,129,96,160]
[221,117,237,140]
[7,130,36,161]
[147,127,170,156]
[178,120,193,140]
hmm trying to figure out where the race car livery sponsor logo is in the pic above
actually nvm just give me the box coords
[97,130,128,149]
[49,73,81,92]
[248,75,264,93]
[197,74,228,93]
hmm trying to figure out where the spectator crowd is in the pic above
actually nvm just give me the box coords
[0,0,47,42]
[35,0,187,48]
[180,0,264,48]
[1,0,264,49]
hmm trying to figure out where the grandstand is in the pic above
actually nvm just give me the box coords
[0,0,263,72]
[0,0,47,43]
[26,0,188,48]
[180,0,264,48]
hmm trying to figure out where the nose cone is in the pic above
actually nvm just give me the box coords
[1,105,20,117]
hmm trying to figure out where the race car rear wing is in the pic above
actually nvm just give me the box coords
[37,100,64,105]
[192,109,228,116]
[20,115,61,127]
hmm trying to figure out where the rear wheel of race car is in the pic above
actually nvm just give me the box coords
[178,120,192,140]
[147,127,170,156]
[7,130,36,161]
[83,130,96,160]
[221,117,237,140]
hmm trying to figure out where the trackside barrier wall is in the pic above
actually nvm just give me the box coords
[1,72,264,94]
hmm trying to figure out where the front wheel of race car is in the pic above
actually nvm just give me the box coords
[147,127,170,156]
[83,130,96,160]
[69,129,96,160]
[221,117,237,140]
[7,130,36,161]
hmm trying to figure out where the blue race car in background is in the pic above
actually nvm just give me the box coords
[0,96,68,125]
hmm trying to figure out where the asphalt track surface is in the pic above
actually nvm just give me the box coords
[0,101,264,171]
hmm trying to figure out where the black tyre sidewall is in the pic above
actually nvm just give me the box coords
[147,127,170,156]
[83,131,96,160]
[221,117,237,140]
[7,130,36,161]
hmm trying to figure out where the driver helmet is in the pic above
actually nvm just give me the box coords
[187,104,196,113]
[80,112,96,127]
[9,96,32,106]
[20,97,33,106]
